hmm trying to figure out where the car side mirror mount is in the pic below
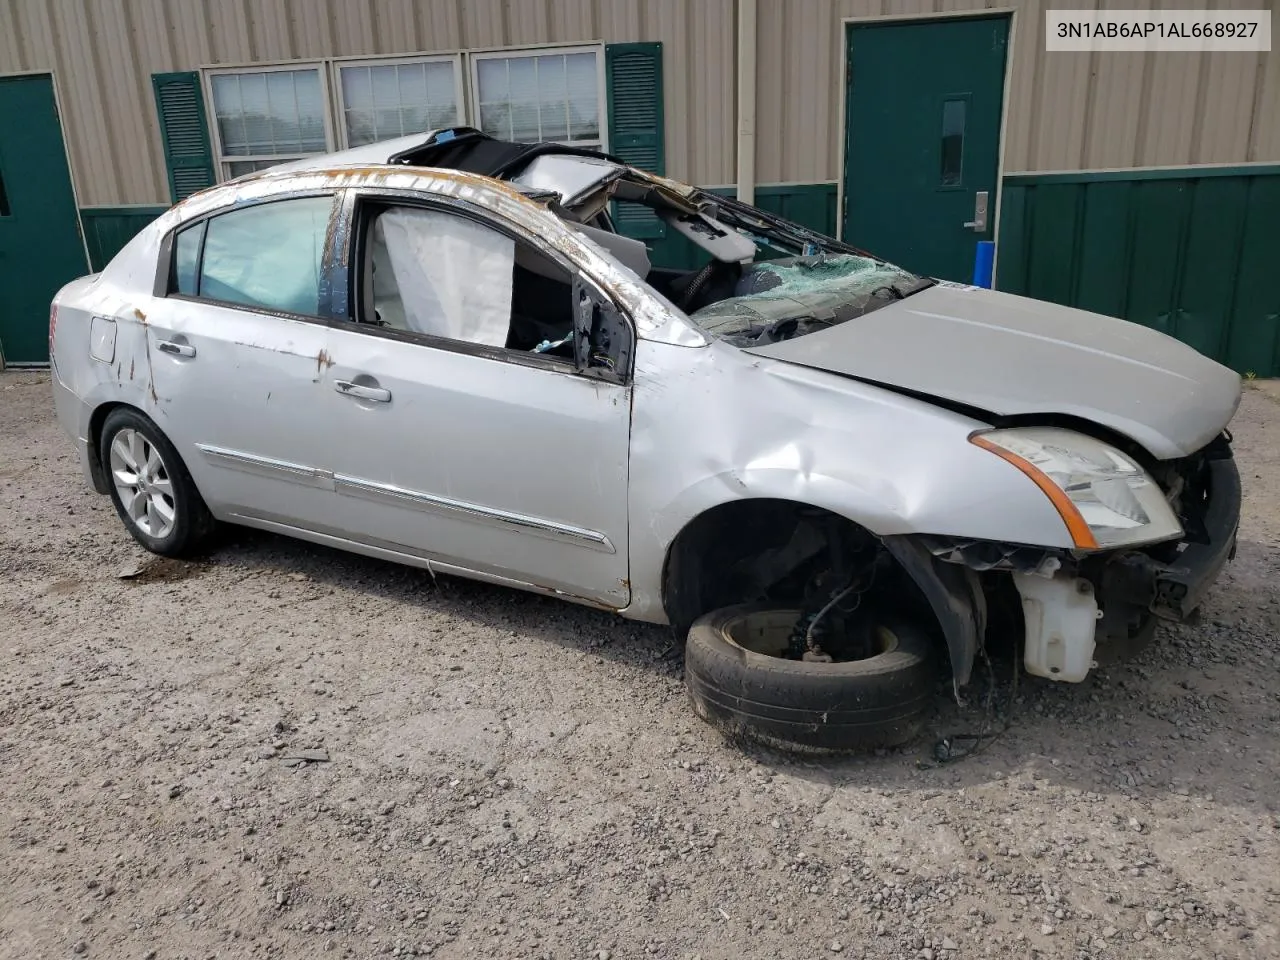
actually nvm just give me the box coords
[572,279,631,383]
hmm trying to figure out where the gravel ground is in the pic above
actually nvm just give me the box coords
[2,369,1278,960]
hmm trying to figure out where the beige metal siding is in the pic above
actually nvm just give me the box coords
[757,0,1278,183]
[1,0,1276,206]
[0,0,734,206]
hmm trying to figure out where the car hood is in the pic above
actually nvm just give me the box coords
[747,283,1242,459]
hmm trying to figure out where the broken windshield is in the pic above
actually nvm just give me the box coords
[688,253,925,347]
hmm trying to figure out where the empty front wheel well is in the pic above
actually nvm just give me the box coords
[661,498,943,645]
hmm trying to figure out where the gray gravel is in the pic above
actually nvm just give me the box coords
[2,369,1278,959]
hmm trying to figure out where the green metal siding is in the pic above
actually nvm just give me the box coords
[997,167,1280,376]
[80,207,167,271]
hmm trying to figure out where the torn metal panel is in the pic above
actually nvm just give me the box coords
[510,153,623,206]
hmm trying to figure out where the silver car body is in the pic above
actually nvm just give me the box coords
[50,132,1242,687]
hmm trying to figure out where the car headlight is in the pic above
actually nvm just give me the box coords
[970,427,1183,550]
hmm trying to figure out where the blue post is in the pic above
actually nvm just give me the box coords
[972,241,995,289]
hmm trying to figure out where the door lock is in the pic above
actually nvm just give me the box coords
[963,191,989,232]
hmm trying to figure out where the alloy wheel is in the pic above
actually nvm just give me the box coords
[108,427,177,539]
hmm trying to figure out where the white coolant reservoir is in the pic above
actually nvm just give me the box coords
[1013,571,1101,682]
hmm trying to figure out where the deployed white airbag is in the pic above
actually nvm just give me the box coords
[374,208,513,347]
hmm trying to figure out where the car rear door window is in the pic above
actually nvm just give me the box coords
[191,196,332,315]
[170,223,202,295]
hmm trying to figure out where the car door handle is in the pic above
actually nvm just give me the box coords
[334,380,392,403]
[156,339,196,358]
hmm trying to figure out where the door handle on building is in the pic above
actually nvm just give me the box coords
[963,191,989,232]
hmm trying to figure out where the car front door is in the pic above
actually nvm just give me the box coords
[144,194,342,530]
[319,195,632,608]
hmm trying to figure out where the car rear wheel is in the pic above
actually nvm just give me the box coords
[684,604,939,752]
[100,407,216,557]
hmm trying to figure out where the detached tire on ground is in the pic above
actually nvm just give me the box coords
[684,605,938,752]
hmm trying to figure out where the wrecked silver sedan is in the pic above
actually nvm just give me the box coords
[50,128,1242,751]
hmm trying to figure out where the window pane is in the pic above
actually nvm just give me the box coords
[476,58,509,102]
[210,69,326,159]
[267,72,301,152]
[171,224,201,295]
[225,158,290,178]
[237,73,271,155]
[345,110,376,147]
[341,60,458,146]
[536,56,569,141]
[342,67,372,109]
[477,58,512,139]
[294,71,327,152]
[397,62,427,108]
[477,51,600,146]
[565,53,599,141]
[940,98,966,186]
[371,65,399,108]
[479,101,510,140]
[199,197,331,315]
[424,62,458,126]
[211,75,248,157]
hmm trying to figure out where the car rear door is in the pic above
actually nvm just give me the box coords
[318,193,633,608]
[144,194,342,529]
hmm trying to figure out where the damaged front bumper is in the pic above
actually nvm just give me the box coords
[1102,456,1241,622]
[923,450,1242,683]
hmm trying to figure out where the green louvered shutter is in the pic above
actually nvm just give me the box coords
[152,72,215,204]
[605,42,666,240]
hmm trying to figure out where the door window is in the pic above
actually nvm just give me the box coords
[354,201,633,377]
[360,204,579,360]
[170,196,333,316]
[940,98,967,186]
[170,222,202,295]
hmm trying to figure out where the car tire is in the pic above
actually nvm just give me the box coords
[684,604,939,753]
[100,407,216,558]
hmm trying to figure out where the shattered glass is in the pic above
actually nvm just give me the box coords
[689,254,916,345]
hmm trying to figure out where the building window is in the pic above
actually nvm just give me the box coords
[471,48,604,148]
[336,58,465,148]
[207,66,332,178]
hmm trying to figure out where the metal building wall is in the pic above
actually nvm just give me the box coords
[756,0,1279,185]
[0,0,736,206]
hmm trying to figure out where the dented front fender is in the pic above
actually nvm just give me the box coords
[621,338,1078,624]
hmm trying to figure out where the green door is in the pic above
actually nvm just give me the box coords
[842,15,1009,281]
[0,74,88,365]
